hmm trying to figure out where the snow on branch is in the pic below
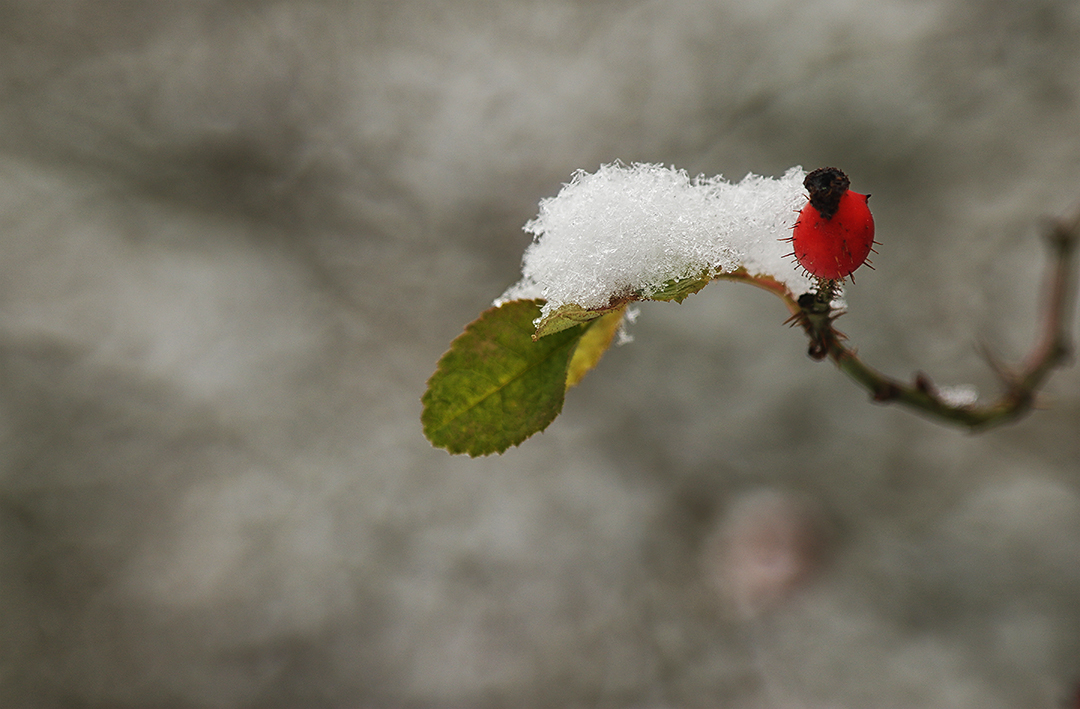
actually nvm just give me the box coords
[499,163,813,320]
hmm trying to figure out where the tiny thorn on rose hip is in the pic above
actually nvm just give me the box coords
[790,167,876,281]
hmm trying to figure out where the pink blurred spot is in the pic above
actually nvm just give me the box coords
[705,489,833,619]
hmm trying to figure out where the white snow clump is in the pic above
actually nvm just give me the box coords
[499,163,813,320]
[937,384,979,407]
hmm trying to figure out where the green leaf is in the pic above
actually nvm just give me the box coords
[534,301,625,339]
[566,308,624,388]
[646,269,714,302]
[422,299,588,456]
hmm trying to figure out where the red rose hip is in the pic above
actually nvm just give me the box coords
[791,167,875,280]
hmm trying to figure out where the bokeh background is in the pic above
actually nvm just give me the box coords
[2,1,1080,706]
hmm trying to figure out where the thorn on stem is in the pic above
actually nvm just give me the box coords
[978,341,1019,387]
[871,381,902,402]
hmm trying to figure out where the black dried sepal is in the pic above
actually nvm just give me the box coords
[804,167,850,220]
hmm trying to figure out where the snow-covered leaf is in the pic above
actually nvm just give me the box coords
[503,163,814,328]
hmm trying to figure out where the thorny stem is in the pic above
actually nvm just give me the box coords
[782,208,1079,430]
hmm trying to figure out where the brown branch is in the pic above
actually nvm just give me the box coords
[787,207,1079,430]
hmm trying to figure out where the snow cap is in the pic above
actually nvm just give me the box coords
[500,163,813,319]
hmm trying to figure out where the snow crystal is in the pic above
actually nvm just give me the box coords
[615,306,640,346]
[499,163,813,319]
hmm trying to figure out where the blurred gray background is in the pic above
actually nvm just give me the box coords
[2,1,1079,707]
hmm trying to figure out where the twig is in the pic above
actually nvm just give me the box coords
[785,207,1079,430]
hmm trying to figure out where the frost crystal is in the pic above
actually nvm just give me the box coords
[499,163,813,319]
